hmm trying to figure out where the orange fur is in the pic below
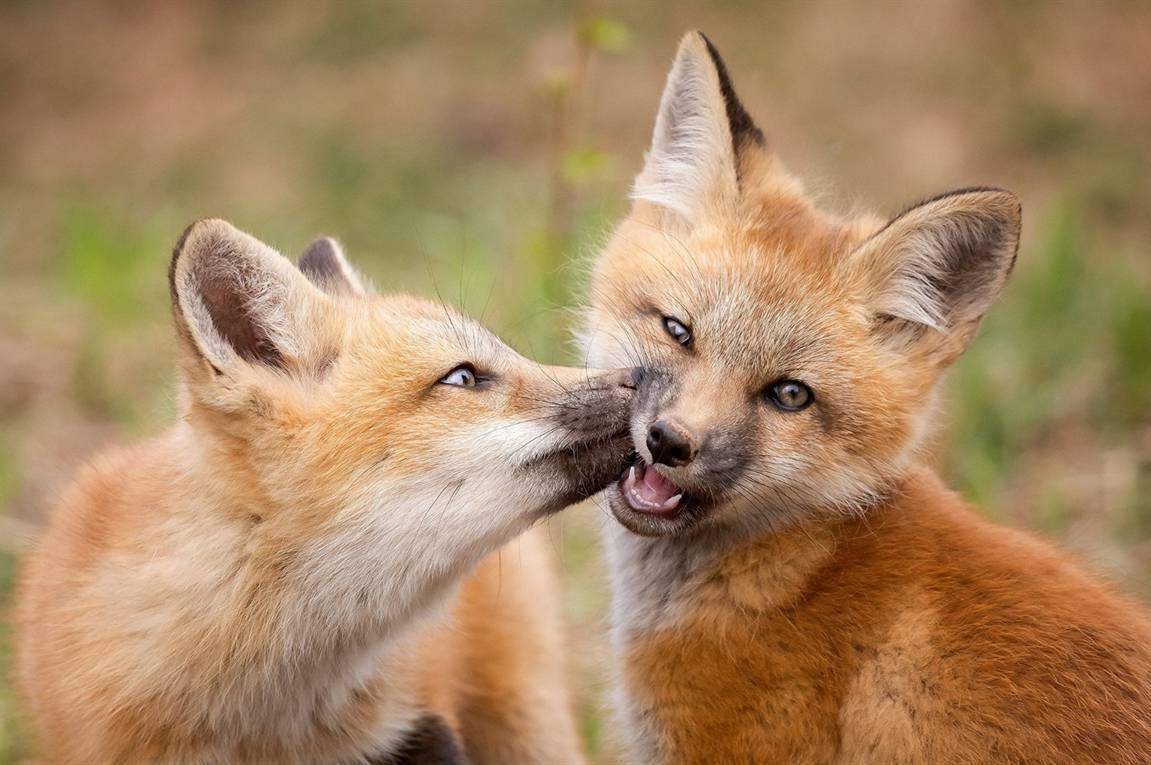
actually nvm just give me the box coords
[15,221,623,764]
[622,471,1151,763]
[584,32,1151,763]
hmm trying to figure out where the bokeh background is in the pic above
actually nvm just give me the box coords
[1,2,1149,761]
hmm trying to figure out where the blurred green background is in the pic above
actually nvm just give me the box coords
[1,1,1149,761]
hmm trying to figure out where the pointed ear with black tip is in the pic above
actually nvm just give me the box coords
[298,236,367,296]
[845,188,1022,364]
[631,31,766,228]
[169,219,332,381]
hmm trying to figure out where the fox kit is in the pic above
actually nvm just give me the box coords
[582,32,1151,764]
[16,220,634,764]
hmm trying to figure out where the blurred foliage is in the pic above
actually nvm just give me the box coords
[0,552,18,762]
[579,16,633,53]
[1,2,1149,762]
[949,207,1151,503]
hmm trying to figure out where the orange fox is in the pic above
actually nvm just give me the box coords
[16,219,634,764]
[581,32,1151,764]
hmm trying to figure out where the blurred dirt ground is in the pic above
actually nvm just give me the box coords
[1,1,1149,761]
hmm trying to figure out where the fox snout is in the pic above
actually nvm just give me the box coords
[521,367,637,515]
[607,364,754,536]
[629,365,748,475]
[546,368,636,439]
[646,419,697,467]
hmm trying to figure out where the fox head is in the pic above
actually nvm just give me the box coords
[583,32,1021,538]
[169,220,634,604]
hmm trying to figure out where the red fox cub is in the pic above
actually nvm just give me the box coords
[16,220,634,765]
[581,32,1151,764]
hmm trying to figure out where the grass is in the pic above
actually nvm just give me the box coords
[945,202,1151,590]
[0,552,21,763]
[1,3,1149,762]
[949,206,1151,499]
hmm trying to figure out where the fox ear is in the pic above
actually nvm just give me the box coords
[299,236,367,296]
[169,219,330,377]
[631,31,764,227]
[848,188,1022,361]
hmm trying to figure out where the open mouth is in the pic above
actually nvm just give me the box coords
[609,459,710,537]
[619,461,684,515]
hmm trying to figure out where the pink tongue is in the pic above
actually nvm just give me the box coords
[621,464,683,514]
[640,467,677,504]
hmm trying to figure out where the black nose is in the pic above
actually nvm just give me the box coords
[646,420,696,467]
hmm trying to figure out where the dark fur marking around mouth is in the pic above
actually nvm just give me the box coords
[546,369,635,439]
[633,364,754,493]
[513,370,635,506]
[367,714,471,765]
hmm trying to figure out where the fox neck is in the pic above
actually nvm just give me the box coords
[180,419,530,633]
[162,424,531,738]
[600,484,895,639]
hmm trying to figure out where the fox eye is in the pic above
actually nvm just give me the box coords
[662,316,692,347]
[440,364,478,388]
[768,380,813,411]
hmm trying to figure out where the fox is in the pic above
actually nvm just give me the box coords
[15,219,635,765]
[580,32,1151,764]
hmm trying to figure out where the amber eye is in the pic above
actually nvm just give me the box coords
[440,364,478,388]
[768,380,813,411]
[662,316,692,347]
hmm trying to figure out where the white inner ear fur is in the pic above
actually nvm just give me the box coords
[174,221,316,371]
[868,225,956,333]
[853,193,1020,336]
[630,35,738,224]
[327,245,369,295]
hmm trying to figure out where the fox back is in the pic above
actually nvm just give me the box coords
[583,32,1151,764]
